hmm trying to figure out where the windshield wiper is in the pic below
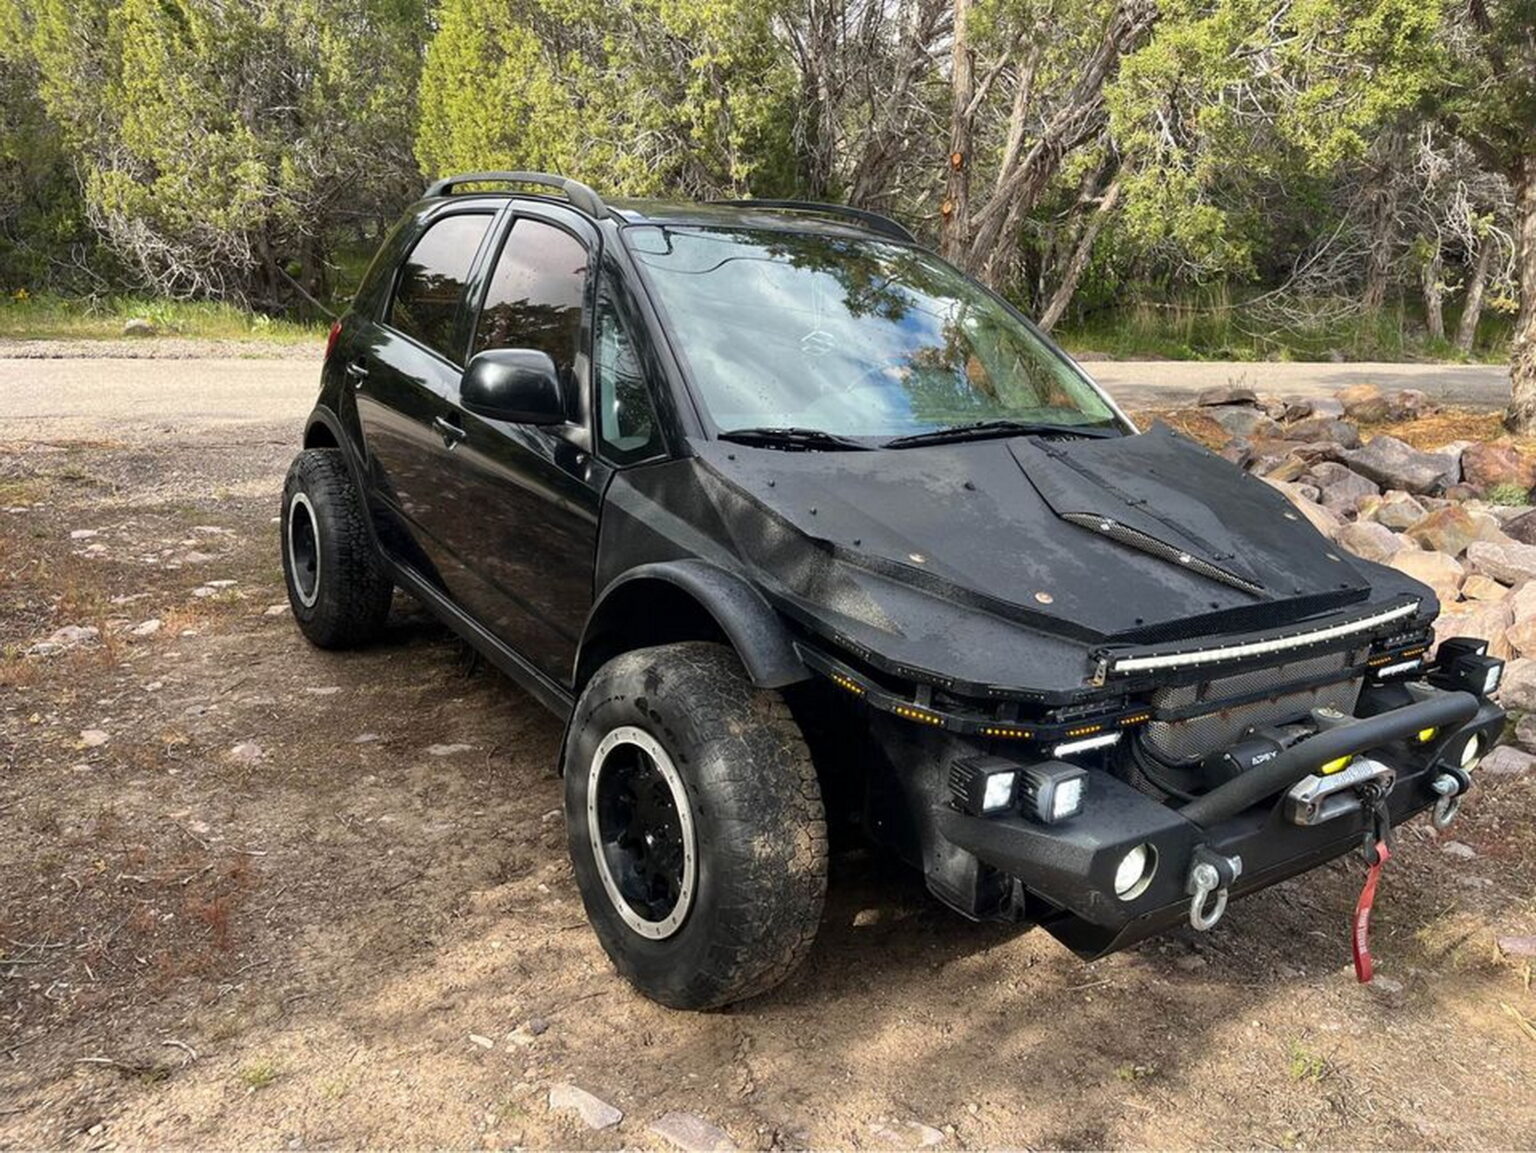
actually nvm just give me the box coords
[884,419,1118,448]
[717,426,873,451]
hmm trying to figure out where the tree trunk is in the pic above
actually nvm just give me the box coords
[1361,137,1402,313]
[1455,240,1495,353]
[1421,242,1445,341]
[1038,178,1122,332]
[939,0,972,263]
[1505,155,1536,432]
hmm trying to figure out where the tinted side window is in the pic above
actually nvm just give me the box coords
[388,213,492,361]
[472,219,589,380]
[596,282,663,463]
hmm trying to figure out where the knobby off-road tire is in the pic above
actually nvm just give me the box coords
[280,448,392,649]
[564,642,828,1009]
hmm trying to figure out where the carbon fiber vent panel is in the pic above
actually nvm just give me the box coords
[1061,513,1265,596]
[1142,651,1362,764]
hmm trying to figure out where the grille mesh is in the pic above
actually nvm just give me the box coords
[1061,513,1264,595]
[1141,651,1362,763]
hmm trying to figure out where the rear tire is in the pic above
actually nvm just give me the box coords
[563,642,828,1009]
[280,448,392,648]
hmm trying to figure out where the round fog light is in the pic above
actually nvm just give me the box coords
[1113,843,1157,901]
[1460,733,1483,771]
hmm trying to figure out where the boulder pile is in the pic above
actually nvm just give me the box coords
[1172,383,1536,739]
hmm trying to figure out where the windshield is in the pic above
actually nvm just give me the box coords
[626,225,1120,439]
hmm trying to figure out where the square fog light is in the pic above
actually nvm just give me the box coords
[949,756,1020,817]
[1019,761,1089,825]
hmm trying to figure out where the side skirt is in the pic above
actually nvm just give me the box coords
[385,557,575,721]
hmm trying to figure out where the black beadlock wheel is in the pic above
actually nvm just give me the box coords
[563,642,828,1010]
[279,448,392,649]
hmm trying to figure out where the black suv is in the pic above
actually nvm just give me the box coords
[282,171,1505,1008]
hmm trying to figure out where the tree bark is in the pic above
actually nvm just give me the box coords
[1504,154,1536,432]
[1455,239,1495,353]
[1038,178,1122,332]
[939,0,972,263]
[1361,135,1403,313]
[1421,241,1445,342]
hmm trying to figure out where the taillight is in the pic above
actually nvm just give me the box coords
[324,317,342,362]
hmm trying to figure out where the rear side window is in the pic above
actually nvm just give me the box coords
[388,213,493,361]
[472,218,589,382]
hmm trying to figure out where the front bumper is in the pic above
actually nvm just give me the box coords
[933,684,1504,958]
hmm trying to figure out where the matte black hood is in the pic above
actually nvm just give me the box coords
[600,424,1431,697]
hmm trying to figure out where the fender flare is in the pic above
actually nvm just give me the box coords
[579,560,809,690]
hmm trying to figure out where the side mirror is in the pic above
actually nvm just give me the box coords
[459,348,564,425]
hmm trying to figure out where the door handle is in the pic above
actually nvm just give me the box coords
[432,415,467,448]
[345,360,370,387]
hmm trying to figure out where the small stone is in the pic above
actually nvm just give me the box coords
[131,618,162,638]
[852,908,882,927]
[206,578,237,589]
[1481,744,1534,775]
[1496,936,1536,957]
[1467,538,1536,585]
[352,732,381,744]
[191,586,217,598]
[526,1015,550,1036]
[79,729,109,748]
[1375,491,1428,531]
[1333,521,1405,564]
[468,1033,495,1049]
[1460,575,1510,602]
[1284,417,1360,449]
[1440,841,1476,859]
[1370,976,1405,995]
[1207,406,1282,441]
[229,741,264,764]
[305,685,342,696]
[866,1122,946,1149]
[1174,953,1207,971]
[547,1083,622,1130]
[427,742,473,756]
[1196,385,1259,407]
[48,624,99,647]
[70,528,99,540]
[649,1112,737,1152]
[122,317,158,337]
[263,603,289,617]
[181,550,215,564]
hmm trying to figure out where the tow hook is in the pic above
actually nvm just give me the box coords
[1186,846,1243,931]
[1431,766,1472,830]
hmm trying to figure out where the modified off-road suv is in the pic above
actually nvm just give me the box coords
[281,172,1505,1008]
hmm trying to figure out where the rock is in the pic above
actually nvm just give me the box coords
[1386,388,1430,420]
[1504,616,1536,658]
[1442,483,1481,502]
[1336,383,1386,421]
[526,1015,550,1036]
[1281,396,1344,421]
[1334,521,1406,564]
[1404,506,1482,557]
[1440,841,1476,859]
[1374,491,1428,531]
[305,685,341,695]
[1388,549,1464,603]
[1467,538,1536,585]
[1207,406,1282,441]
[263,603,289,617]
[1501,508,1536,546]
[1482,744,1534,775]
[1497,935,1536,956]
[206,578,237,588]
[548,1084,622,1130]
[229,741,264,764]
[1284,417,1360,448]
[1497,658,1536,711]
[1460,575,1511,601]
[426,742,473,756]
[1342,436,1457,495]
[130,618,162,638]
[1196,385,1259,407]
[867,1122,946,1149]
[45,624,99,648]
[1311,461,1379,513]
[1461,440,1536,492]
[79,729,110,747]
[1467,511,1511,546]
[649,1112,737,1152]
[352,732,381,743]
[1216,439,1253,469]
[468,1033,494,1049]
[1434,600,1513,661]
[122,317,158,337]
[69,528,99,540]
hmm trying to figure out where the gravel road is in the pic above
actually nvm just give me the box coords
[0,342,1512,442]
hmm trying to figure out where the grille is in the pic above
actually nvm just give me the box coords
[1140,650,1362,764]
[1061,513,1264,596]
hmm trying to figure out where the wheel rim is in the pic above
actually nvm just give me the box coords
[287,491,321,608]
[587,726,697,940]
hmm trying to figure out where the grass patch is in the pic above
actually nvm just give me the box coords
[0,292,326,343]
[1287,1041,1330,1083]
[239,1059,280,1090]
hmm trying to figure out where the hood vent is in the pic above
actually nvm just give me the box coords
[1061,513,1265,597]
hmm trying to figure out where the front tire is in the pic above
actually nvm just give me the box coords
[564,642,828,1009]
[280,448,392,648]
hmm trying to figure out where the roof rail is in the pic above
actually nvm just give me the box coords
[424,171,608,220]
[706,199,916,244]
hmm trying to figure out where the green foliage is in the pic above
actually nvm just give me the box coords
[0,292,325,341]
[415,0,798,196]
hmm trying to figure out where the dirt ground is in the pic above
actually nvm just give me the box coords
[3,378,1536,1150]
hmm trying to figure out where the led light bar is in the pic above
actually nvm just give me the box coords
[1374,657,1424,678]
[1106,601,1418,676]
[1053,732,1122,758]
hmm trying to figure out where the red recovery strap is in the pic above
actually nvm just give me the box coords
[1352,840,1391,983]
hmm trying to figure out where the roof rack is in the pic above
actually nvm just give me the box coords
[423,171,609,220]
[706,199,916,244]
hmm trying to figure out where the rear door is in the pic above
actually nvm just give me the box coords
[353,208,497,582]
